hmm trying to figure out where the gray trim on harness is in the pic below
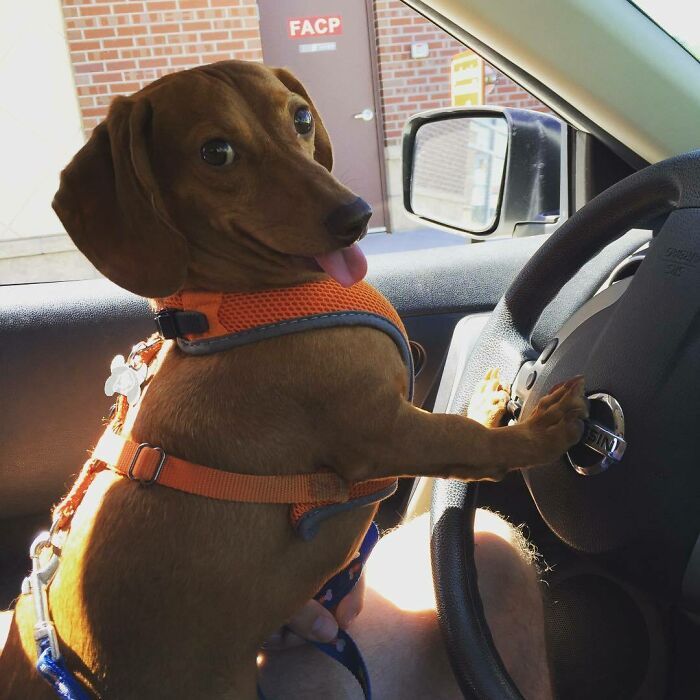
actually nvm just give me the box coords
[296,480,399,542]
[176,311,415,401]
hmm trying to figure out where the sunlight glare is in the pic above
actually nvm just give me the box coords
[364,514,436,613]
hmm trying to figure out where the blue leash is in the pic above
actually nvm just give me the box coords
[259,522,380,700]
[36,637,90,700]
[309,521,378,698]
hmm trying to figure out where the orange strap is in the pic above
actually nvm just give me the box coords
[91,428,357,504]
[52,458,104,531]
[156,279,408,342]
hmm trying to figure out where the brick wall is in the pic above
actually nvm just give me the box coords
[372,0,548,147]
[61,0,263,133]
[373,0,463,144]
[61,0,548,140]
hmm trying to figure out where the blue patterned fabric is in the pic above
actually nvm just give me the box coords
[36,638,90,700]
[310,522,379,698]
[259,522,380,699]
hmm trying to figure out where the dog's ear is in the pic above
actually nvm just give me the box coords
[272,67,333,172]
[53,97,189,298]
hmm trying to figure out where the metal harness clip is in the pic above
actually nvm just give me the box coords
[22,532,62,660]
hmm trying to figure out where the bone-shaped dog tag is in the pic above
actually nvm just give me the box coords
[104,354,148,406]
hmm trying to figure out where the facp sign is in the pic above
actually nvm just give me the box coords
[288,15,343,39]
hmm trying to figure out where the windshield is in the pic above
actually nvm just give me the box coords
[629,0,700,60]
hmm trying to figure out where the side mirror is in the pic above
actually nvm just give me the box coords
[402,107,568,238]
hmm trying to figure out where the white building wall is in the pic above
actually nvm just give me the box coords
[0,0,97,284]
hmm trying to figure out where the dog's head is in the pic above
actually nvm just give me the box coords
[53,61,371,297]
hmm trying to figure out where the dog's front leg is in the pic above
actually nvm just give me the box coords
[327,377,587,483]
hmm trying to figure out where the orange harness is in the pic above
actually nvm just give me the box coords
[54,279,412,540]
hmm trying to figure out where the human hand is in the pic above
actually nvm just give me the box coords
[263,573,366,649]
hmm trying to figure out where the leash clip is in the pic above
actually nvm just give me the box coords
[22,532,62,660]
[22,532,90,698]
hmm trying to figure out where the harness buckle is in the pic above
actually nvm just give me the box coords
[127,443,167,485]
[155,309,209,339]
[154,309,180,339]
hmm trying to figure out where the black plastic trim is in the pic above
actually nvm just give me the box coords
[402,106,565,238]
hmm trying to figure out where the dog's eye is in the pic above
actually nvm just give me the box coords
[294,107,313,135]
[200,140,235,166]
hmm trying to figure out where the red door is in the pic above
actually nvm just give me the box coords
[258,0,387,230]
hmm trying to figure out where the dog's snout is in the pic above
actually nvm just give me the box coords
[325,197,372,241]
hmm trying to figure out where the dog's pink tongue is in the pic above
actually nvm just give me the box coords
[314,244,368,287]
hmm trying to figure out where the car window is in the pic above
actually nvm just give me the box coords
[0,0,548,285]
[628,0,700,60]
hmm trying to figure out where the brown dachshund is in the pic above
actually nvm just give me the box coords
[0,60,587,699]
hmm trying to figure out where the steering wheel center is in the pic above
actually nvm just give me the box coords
[567,392,626,476]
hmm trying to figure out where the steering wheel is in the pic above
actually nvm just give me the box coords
[430,150,700,698]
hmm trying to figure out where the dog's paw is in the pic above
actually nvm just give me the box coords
[521,377,588,466]
[467,367,511,428]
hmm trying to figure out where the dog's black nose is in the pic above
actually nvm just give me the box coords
[325,197,372,241]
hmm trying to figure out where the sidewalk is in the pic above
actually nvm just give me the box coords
[360,227,470,255]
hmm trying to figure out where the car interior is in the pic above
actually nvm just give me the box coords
[2,0,699,698]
